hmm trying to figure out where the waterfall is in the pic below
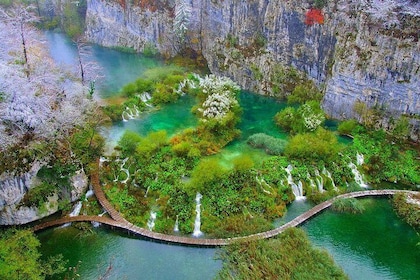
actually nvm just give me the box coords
[62,201,83,227]
[122,105,141,121]
[174,215,179,232]
[356,153,364,165]
[314,169,324,193]
[192,193,203,237]
[140,92,153,107]
[144,186,150,198]
[120,158,130,184]
[147,211,157,231]
[322,167,337,191]
[307,173,316,190]
[291,181,305,200]
[348,162,368,188]
[255,176,272,194]
[69,201,83,217]
[85,188,94,199]
[285,165,305,200]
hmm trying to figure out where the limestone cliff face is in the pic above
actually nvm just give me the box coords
[84,0,419,136]
[86,0,177,56]
[0,167,88,225]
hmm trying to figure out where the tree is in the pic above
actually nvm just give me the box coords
[0,228,66,279]
[0,2,38,78]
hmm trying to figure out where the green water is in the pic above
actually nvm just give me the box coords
[302,198,420,279]
[40,32,419,279]
[38,227,221,280]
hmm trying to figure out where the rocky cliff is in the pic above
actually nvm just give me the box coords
[0,167,88,225]
[84,0,419,137]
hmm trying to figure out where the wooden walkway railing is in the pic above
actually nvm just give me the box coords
[33,184,418,246]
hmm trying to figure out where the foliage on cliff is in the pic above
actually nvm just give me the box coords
[216,227,348,280]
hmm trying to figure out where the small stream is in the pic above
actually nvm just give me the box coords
[38,32,419,279]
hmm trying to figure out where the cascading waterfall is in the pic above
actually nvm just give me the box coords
[85,188,94,199]
[307,173,316,190]
[322,167,337,191]
[140,92,153,107]
[314,169,324,193]
[147,211,157,231]
[92,211,107,227]
[348,162,368,188]
[285,165,305,200]
[192,193,203,237]
[144,186,150,198]
[122,105,141,121]
[357,153,364,165]
[62,201,83,227]
[120,157,130,184]
[174,215,179,232]
[255,176,272,194]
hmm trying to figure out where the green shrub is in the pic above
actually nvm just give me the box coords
[118,131,143,154]
[247,133,287,155]
[285,128,342,162]
[337,119,358,136]
[287,83,323,104]
[23,182,56,207]
[331,198,365,214]
[392,193,420,230]
[274,106,296,132]
[216,228,348,279]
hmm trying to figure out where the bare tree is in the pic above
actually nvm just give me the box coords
[0,3,39,79]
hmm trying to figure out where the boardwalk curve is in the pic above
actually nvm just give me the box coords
[34,186,418,246]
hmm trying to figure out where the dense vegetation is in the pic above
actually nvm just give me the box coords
[216,228,348,280]
[0,229,66,280]
[392,193,420,231]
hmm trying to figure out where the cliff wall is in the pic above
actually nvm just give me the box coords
[84,0,419,137]
[0,167,88,225]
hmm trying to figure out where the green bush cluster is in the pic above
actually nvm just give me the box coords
[392,193,420,230]
[247,133,287,155]
[331,198,365,214]
[285,128,342,162]
[216,227,348,279]
[275,101,325,134]
[0,229,66,280]
[350,129,420,185]
[337,119,358,136]
[103,66,189,121]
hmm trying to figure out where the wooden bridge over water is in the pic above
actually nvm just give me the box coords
[33,166,419,246]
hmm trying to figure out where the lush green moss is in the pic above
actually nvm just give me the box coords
[216,227,348,280]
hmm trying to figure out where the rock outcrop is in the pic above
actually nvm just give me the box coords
[0,166,88,225]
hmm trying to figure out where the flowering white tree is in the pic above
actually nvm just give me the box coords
[299,102,325,131]
[197,75,240,120]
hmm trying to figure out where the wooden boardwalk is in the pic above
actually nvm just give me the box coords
[33,185,418,246]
